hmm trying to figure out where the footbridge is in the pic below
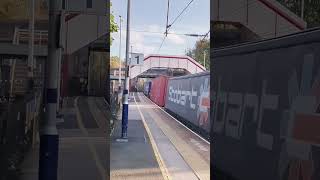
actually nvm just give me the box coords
[129,54,206,79]
[211,0,307,47]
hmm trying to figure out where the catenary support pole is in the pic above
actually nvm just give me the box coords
[118,15,122,90]
[28,0,35,148]
[130,45,132,92]
[28,0,35,78]
[38,0,61,179]
[121,0,131,139]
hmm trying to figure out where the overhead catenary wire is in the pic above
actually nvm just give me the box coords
[128,29,208,36]
[167,0,195,31]
[159,0,196,52]
[158,35,167,53]
[158,0,171,53]
[160,0,171,53]
[200,30,210,41]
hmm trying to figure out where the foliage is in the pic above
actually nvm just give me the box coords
[186,39,210,70]
[0,0,47,20]
[110,56,124,69]
[277,0,320,28]
[110,2,118,45]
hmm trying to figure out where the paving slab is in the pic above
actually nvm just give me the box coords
[19,96,108,180]
[110,101,164,180]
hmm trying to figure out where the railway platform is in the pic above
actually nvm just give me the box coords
[19,96,109,180]
[110,92,210,180]
[18,92,210,180]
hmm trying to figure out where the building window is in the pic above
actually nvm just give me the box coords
[87,0,92,8]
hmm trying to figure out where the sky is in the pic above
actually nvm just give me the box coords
[110,0,210,61]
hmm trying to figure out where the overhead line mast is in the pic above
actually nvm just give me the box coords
[165,0,170,37]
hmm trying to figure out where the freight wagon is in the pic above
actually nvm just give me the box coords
[165,72,210,138]
[149,75,169,107]
[147,72,210,138]
[212,28,320,180]
[143,81,152,97]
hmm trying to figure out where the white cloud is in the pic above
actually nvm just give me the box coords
[147,24,162,32]
[111,24,193,57]
[167,33,186,45]
[133,42,157,55]
[131,31,144,44]
[170,24,209,36]
[127,30,158,55]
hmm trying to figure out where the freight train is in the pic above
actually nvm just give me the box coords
[211,28,320,180]
[144,72,210,139]
[143,81,152,98]
[143,28,320,180]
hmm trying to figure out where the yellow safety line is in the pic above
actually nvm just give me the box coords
[133,93,172,180]
[74,97,106,180]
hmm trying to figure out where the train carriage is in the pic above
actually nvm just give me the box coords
[143,81,152,97]
[211,28,320,180]
[164,72,210,136]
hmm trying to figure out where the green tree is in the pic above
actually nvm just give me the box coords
[186,39,210,70]
[110,2,118,45]
[277,0,320,28]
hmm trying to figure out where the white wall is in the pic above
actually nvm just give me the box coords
[65,0,106,15]
[64,0,107,55]
[211,0,306,38]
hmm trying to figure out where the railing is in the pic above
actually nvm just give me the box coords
[0,32,13,43]
[105,92,120,136]
[13,27,48,46]
[0,91,43,179]
[0,56,45,179]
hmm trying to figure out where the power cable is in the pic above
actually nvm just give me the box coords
[167,0,195,31]
[200,30,210,41]
[159,0,199,53]
[158,35,167,53]
[128,29,208,37]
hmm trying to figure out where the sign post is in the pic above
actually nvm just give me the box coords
[130,53,144,66]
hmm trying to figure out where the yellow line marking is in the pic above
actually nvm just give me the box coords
[133,93,172,180]
[74,97,106,180]
[87,97,103,128]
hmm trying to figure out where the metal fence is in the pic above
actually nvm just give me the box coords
[0,92,43,179]
[0,56,45,179]
[105,92,120,136]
